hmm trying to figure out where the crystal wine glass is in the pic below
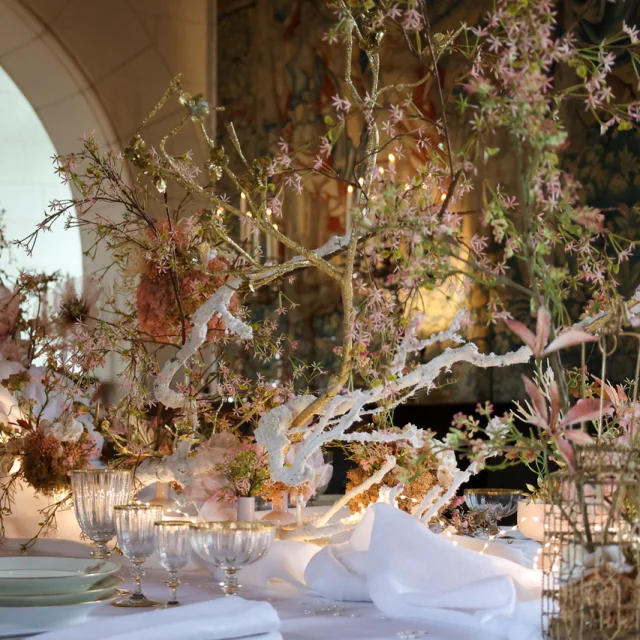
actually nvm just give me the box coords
[189,522,275,596]
[70,469,132,559]
[113,504,163,608]
[154,520,192,606]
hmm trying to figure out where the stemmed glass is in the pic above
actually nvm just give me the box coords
[189,522,275,596]
[70,469,132,559]
[154,520,192,606]
[113,504,163,608]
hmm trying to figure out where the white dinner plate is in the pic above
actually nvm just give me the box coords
[0,574,124,606]
[0,592,119,631]
[0,557,120,595]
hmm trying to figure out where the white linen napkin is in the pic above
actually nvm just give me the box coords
[35,597,281,640]
[304,504,542,640]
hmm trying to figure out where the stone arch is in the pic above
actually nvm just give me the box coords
[0,0,121,279]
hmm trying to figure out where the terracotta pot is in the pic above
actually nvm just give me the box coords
[262,491,296,526]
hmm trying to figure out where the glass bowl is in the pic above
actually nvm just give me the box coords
[189,522,275,595]
[464,488,523,520]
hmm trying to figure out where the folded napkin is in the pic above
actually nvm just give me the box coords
[36,597,281,640]
[305,504,542,640]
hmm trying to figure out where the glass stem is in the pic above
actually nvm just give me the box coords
[132,562,144,598]
[92,542,111,559]
[222,568,240,596]
[167,571,179,605]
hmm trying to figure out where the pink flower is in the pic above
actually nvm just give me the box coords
[0,285,20,336]
[519,375,609,469]
[402,8,422,31]
[623,21,640,44]
[504,306,598,358]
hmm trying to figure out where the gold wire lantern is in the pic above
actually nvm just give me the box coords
[542,330,640,639]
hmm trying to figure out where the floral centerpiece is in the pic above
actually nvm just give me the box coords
[0,225,105,541]
[1,0,639,582]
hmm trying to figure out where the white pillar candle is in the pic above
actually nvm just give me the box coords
[267,223,279,260]
[240,192,248,246]
[346,184,353,235]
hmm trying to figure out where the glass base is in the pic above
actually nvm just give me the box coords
[112,594,162,608]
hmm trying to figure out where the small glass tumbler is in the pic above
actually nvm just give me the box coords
[113,504,163,608]
[70,469,133,559]
[154,520,192,606]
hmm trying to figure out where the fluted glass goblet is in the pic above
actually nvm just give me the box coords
[154,520,192,606]
[113,504,163,608]
[190,522,275,596]
[70,469,133,559]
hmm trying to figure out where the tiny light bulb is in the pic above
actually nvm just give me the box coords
[440,192,447,201]
[247,211,252,218]
[347,185,354,194]
[388,153,396,164]
[240,192,246,200]
[266,208,272,216]
[358,177,365,186]
[273,223,279,230]
[378,166,385,176]
[216,207,224,216]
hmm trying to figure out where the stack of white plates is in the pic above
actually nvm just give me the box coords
[0,556,121,635]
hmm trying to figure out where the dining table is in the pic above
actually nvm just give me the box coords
[56,565,514,640]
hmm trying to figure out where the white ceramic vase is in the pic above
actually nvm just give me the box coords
[236,496,256,522]
[517,500,547,542]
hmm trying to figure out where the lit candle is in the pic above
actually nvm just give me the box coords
[246,211,253,252]
[267,223,279,260]
[240,192,248,246]
[345,185,354,235]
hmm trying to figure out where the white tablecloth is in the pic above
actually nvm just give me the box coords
[0,525,541,640]
[73,567,527,640]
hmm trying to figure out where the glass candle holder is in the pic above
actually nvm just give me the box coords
[70,469,132,559]
[154,520,192,606]
[113,504,163,608]
[190,521,275,596]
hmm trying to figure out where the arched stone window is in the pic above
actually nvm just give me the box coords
[0,65,83,281]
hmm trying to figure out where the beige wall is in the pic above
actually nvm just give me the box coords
[9,0,213,160]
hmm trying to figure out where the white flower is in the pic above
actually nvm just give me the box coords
[435,448,459,489]
[43,414,84,443]
[486,416,509,440]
